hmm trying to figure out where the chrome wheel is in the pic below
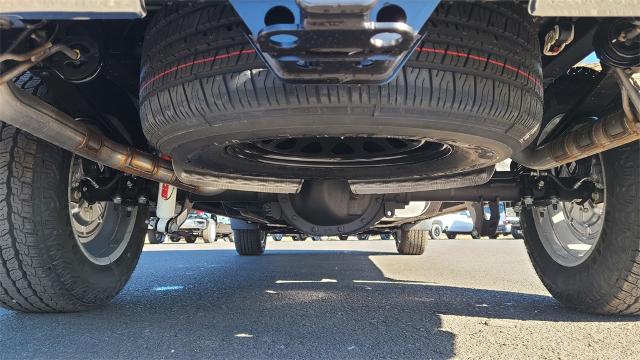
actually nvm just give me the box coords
[68,156,137,265]
[533,157,606,267]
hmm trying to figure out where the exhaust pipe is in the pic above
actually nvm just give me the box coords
[512,111,640,170]
[0,82,218,194]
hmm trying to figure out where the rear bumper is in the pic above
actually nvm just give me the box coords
[0,0,146,19]
[3,0,638,20]
[529,0,640,16]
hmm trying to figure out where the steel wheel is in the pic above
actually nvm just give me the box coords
[532,157,606,267]
[68,156,137,265]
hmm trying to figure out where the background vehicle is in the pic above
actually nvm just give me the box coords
[216,216,233,242]
[147,227,166,244]
[489,202,509,238]
[0,1,638,315]
[510,219,524,239]
[424,211,480,240]
[503,207,521,239]
[270,234,308,241]
[178,211,217,244]
[151,211,218,244]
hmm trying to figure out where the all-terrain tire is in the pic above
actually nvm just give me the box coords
[0,123,148,313]
[396,229,428,255]
[234,229,267,255]
[139,2,542,181]
[522,142,640,315]
[0,75,148,313]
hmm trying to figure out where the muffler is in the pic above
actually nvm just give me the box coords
[0,82,218,194]
[514,67,640,170]
[512,110,640,170]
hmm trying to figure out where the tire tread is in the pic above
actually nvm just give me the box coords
[397,229,428,255]
[139,2,542,150]
[234,229,266,256]
[523,142,640,315]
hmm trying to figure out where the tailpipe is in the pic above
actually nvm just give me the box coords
[0,82,217,194]
[512,111,640,170]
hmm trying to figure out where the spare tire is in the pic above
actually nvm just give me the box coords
[140,3,542,185]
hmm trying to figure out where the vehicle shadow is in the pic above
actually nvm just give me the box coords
[0,248,637,359]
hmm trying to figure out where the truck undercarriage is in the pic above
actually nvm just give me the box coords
[0,0,638,315]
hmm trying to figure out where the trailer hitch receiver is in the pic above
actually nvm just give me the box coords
[230,0,440,84]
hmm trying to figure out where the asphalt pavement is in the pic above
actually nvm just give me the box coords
[1,239,639,359]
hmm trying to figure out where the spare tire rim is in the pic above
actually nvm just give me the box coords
[533,156,606,267]
[68,156,137,265]
[226,136,452,168]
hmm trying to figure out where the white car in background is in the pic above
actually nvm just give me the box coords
[216,216,234,242]
[148,211,217,244]
[172,211,217,243]
[428,211,480,240]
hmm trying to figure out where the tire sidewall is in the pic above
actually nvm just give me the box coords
[522,144,639,310]
[203,221,217,243]
[34,145,148,306]
[430,224,442,239]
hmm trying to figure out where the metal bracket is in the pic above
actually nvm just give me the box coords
[543,23,574,56]
[466,201,499,238]
[230,0,439,84]
[170,198,193,232]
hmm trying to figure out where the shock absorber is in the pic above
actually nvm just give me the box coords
[153,182,194,233]
[155,183,177,233]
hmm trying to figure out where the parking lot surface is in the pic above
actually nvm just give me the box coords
[1,239,639,359]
